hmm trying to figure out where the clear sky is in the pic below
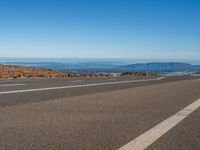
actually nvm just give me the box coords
[0,0,200,59]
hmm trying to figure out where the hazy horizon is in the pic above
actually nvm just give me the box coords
[0,57,200,65]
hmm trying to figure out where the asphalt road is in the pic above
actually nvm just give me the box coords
[0,75,200,150]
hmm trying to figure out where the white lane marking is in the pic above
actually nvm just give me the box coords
[108,78,117,81]
[70,80,83,83]
[0,84,25,87]
[119,98,200,150]
[0,77,164,95]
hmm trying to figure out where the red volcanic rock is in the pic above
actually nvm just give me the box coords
[0,64,159,79]
[0,65,69,79]
[120,72,158,77]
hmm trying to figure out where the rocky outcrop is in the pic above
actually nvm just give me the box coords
[0,65,159,79]
[0,65,69,79]
[120,72,158,77]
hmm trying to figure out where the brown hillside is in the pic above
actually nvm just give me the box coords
[0,65,69,79]
[0,64,158,79]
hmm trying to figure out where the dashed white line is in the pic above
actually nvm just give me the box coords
[0,84,25,87]
[70,80,83,83]
[108,78,117,81]
[0,77,164,95]
[118,98,200,150]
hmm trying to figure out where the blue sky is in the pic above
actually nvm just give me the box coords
[0,0,200,59]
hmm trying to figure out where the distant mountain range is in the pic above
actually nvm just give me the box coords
[1,61,200,74]
[1,62,118,73]
[117,62,200,73]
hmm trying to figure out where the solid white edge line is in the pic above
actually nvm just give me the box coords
[0,77,164,95]
[118,98,200,150]
[0,84,25,87]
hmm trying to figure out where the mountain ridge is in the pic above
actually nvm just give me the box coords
[1,61,200,73]
[117,62,200,72]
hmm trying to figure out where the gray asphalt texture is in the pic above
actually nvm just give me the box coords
[0,75,200,150]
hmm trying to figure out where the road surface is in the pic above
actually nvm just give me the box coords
[0,75,200,150]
